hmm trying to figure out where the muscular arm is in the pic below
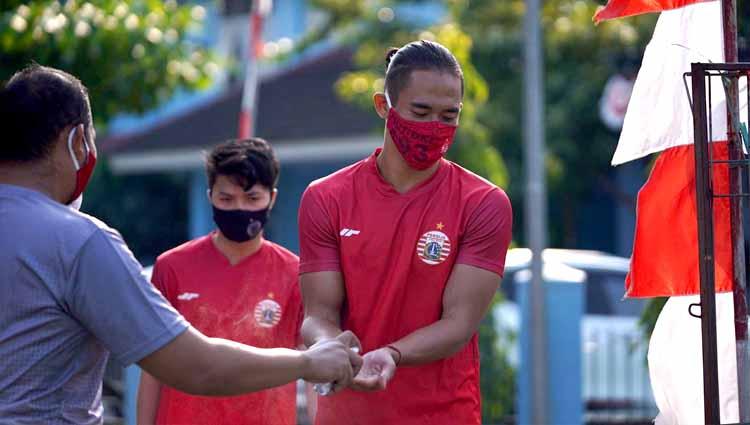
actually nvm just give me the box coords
[300,271,347,347]
[389,264,500,365]
[351,264,500,391]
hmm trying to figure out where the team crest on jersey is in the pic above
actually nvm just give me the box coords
[254,299,282,328]
[416,230,451,265]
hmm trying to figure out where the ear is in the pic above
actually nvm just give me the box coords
[269,188,278,210]
[85,124,98,158]
[206,188,213,204]
[66,124,88,168]
[373,92,389,120]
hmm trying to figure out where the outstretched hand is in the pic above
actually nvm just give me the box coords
[350,347,397,392]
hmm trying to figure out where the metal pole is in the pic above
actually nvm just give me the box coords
[720,0,750,421]
[692,62,721,425]
[239,0,271,138]
[523,0,548,423]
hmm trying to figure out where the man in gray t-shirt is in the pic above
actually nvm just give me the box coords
[0,66,362,424]
[0,184,188,423]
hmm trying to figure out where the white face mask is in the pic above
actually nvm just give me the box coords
[68,194,83,211]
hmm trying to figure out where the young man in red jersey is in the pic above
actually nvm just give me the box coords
[138,138,325,425]
[298,40,513,424]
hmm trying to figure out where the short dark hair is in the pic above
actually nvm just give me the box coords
[384,40,464,105]
[206,138,280,192]
[0,64,91,162]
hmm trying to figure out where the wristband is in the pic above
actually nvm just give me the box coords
[386,345,402,366]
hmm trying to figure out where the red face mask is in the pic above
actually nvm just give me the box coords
[66,126,97,204]
[385,100,458,171]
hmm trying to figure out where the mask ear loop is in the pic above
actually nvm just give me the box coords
[385,91,393,108]
[66,126,90,171]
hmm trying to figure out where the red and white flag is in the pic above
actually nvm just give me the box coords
[594,0,710,23]
[615,1,740,298]
[603,1,744,423]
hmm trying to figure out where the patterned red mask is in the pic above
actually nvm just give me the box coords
[66,126,97,205]
[386,107,457,170]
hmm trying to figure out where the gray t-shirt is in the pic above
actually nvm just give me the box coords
[0,184,189,424]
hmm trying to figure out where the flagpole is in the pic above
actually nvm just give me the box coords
[239,0,272,138]
[523,0,549,423]
[720,0,750,421]
[692,62,722,425]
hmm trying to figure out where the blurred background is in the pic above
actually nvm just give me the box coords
[2,0,748,423]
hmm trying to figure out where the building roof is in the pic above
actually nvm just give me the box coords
[101,47,380,157]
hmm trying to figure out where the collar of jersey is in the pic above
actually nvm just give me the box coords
[366,148,449,198]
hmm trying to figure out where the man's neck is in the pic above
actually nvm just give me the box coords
[0,163,59,201]
[212,231,264,266]
[376,139,441,194]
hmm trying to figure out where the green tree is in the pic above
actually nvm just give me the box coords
[1,0,217,126]
[1,0,217,260]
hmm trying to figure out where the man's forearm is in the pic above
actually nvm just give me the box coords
[301,316,342,347]
[136,371,162,425]
[388,318,473,366]
[139,330,309,397]
[388,265,499,366]
[194,338,308,396]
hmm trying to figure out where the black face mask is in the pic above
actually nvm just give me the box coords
[212,206,270,243]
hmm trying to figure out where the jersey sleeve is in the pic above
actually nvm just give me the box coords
[455,188,513,277]
[150,256,178,306]
[298,186,340,274]
[66,228,189,366]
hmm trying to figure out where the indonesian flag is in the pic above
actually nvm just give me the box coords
[601,2,743,423]
[594,0,709,23]
[618,0,738,298]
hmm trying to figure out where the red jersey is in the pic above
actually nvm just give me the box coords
[298,149,512,425]
[151,234,302,425]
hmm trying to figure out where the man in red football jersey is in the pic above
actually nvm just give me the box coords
[298,40,513,424]
[138,138,325,425]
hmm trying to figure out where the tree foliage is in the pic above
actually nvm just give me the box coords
[0,0,217,126]
[0,0,218,261]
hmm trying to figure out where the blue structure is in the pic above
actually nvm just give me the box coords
[517,263,586,425]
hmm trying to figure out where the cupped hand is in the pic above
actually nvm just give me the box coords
[350,347,397,392]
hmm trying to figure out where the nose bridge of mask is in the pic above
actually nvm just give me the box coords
[66,126,89,171]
